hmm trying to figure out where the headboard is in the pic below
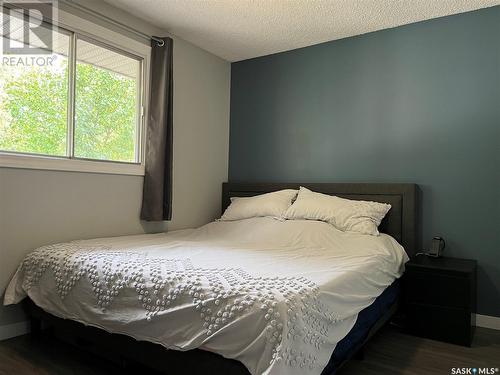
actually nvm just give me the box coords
[222,182,418,258]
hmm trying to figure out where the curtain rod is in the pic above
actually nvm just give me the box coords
[61,0,164,46]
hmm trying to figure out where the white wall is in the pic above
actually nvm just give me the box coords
[0,0,230,330]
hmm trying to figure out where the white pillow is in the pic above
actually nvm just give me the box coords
[220,189,298,221]
[284,187,391,235]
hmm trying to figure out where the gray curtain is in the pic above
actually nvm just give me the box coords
[141,37,173,221]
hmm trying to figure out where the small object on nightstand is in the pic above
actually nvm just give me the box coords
[403,255,477,346]
[416,236,446,258]
[428,236,446,257]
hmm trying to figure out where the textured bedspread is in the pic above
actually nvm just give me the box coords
[4,218,408,375]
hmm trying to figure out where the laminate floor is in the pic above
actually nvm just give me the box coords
[0,326,499,375]
[341,326,500,375]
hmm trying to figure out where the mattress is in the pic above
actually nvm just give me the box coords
[4,217,408,375]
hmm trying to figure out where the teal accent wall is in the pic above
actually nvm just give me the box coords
[229,7,500,316]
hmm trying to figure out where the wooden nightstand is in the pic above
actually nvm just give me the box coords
[403,256,477,346]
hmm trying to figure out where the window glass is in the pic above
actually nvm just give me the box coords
[74,37,141,163]
[0,15,69,156]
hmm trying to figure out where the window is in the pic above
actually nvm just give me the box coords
[0,8,145,171]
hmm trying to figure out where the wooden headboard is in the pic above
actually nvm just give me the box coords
[222,182,418,258]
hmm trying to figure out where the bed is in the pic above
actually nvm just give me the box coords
[4,182,418,375]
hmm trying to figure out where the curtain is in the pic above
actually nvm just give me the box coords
[141,37,173,221]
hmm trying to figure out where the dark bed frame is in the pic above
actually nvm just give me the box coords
[25,182,418,374]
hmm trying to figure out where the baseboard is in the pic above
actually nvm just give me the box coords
[0,320,30,341]
[474,314,500,330]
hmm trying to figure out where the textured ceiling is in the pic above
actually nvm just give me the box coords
[103,0,500,62]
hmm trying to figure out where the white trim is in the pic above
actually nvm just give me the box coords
[56,8,151,57]
[0,321,30,341]
[474,314,500,330]
[67,31,77,158]
[0,152,145,176]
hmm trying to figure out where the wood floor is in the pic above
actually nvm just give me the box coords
[341,326,500,375]
[0,326,499,375]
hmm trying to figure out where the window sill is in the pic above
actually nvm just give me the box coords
[0,153,145,176]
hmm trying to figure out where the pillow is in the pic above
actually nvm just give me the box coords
[284,187,391,235]
[220,189,298,221]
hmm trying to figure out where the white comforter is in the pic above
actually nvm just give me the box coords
[4,218,408,375]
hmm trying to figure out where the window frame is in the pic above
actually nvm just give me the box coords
[0,7,149,176]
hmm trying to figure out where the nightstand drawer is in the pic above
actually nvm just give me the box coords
[404,271,470,309]
[406,303,473,346]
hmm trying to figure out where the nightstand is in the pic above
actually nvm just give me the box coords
[403,256,476,346]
